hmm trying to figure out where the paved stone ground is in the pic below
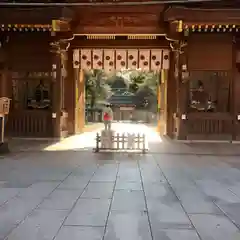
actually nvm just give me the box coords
[1,124,240,239]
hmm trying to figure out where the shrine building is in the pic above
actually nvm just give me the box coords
[0,0,240,141]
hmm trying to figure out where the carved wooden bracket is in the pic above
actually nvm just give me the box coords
[50,38,73,54]
[170,40,187,54]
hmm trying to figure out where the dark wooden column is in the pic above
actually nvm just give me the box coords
[166,51,176,138]
[173,42,188,140]
[66,47,75,135]
[0,68,8,98]
[51,39,71,138]
[51,42,62,138]
[0,38,9,98]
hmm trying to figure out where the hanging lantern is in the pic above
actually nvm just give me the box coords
[177,20,183,32]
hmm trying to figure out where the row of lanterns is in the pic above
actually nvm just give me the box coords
[0,24,52,32]
[177,21,240,32]
[184,25,240,32]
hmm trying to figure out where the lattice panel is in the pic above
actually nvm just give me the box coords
[92,49,103,69]
[151,49,162,71]
[104,49,115,72]
[162,49,170,70]
[80,49,92,70]
[139,49,150,71]
[116,49,127,71]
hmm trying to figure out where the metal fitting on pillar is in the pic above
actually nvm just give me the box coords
[52,63,57,79]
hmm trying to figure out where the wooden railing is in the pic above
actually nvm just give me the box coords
[6,110,52,138]
[186,112,233,140]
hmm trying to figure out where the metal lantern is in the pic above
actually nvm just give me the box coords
[0,97,11,143]
[0,97,10,115]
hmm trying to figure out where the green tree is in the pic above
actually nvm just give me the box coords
[85,69,111,108]
[127,71,158,110]
[128,71,145,93]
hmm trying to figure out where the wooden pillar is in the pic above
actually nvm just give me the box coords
[175,49,188,140]
[174,50,186,140]
[0,45,8,98]
[79,69,85,132]
[74,68,85,133]
[0,69,8,98]
[157,74,161,132]
[66,47,75,134]
[157,69,168,135]
[51,47,62,138]
[166,51,176,138]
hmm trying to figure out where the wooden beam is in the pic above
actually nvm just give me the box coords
[165,6,240,23]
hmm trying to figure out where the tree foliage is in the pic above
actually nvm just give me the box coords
[84,69,159,110]
[85,69,112,108]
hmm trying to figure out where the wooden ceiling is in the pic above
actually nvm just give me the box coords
[0,0,220,3]
[0,0,239,35]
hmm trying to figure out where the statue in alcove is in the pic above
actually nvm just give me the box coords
[190,80,215,112]
[28,79,50,109]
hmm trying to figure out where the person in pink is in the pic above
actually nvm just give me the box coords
[102,104,113,130]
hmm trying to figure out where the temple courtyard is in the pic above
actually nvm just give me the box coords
[1,123,240,240]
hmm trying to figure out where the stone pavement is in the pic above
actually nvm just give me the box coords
[1,149,240,240]
[2,123,240,239]
[8,122,240,155]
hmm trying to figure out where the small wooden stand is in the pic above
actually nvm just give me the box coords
[94,131,148,153]
[0,98,10,152]
[100,130,115,149]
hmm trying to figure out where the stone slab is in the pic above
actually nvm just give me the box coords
[17,182,60,199]
[0,224,16,240]
[38,189,82,210]
[58,176,90,190]
[115,181,142,191]
[144,182,177,201]
[139,166,166,183]
[71,168,97,177]
[6,209,68,240]
[152,229,200,240]
[104,211,152,240]
[196,180,240,204]
[147,199,192,229]
[215,202,240,228]
[65,198,111,226]
[189,214,240,240]
[0,196,42,226]
[81,182,115,199]
[174,188,221,214]
[0,188,21,206]
[111,190,146,212]
[91,173,117,182]
[55,226,104,240]
[117,169,141,182]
